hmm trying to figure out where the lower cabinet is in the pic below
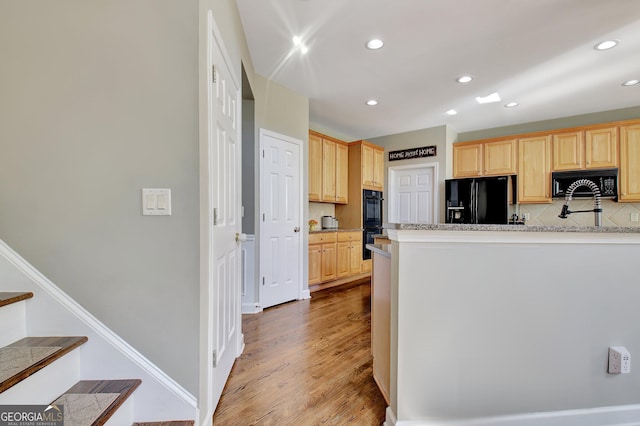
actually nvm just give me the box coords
[308,232,337,285]
[309,231,364,286]
[336,232,362,278]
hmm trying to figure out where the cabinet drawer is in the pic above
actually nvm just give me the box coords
[309,232,337,244]
[337,231,361,242]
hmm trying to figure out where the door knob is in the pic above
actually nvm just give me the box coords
[235,232,248,242]
[294,227,300,232]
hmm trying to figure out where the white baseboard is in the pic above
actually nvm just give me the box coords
[242,303,262,314]
[395,404,640,426]
[385,406,397,426]
[299,289,311,300]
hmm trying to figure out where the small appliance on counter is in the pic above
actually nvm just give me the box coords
[321,216,339,229]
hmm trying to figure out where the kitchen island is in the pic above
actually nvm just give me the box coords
[382,223,640,426]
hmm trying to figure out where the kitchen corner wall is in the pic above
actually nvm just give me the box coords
[518,200,640,227]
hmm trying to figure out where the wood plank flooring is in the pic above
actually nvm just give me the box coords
[213,282,386,425]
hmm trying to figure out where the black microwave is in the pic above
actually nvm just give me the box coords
[551,168,618,199]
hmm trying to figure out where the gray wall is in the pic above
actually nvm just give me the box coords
[369,125,450,224]
[392,233,640,422]
[458,105,640,142]
[0,0,201,392]
[252,74,310,295]
[0,0,309,394]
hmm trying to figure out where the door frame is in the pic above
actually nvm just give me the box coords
[387,162,439,224]
[258,128,305,308]
[198,3,243,425]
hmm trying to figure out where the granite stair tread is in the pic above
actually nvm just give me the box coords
[52,379,141,426]
[0,291,33,308]
[0,336,88,393]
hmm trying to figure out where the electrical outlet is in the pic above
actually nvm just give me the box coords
[609,346,631,374]
[522,213,530,221]
[631,212,639,222]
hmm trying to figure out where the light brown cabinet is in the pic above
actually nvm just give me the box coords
[308,133,323,201]
[453,138,516,178]
[552,127,617,171]
[361,143,385,190]
[309,130,348,204]
[308,232,337,285]
[453,142,482,177]
[619,124,640,202]
[518,135,552,204]
[336,232,362,278]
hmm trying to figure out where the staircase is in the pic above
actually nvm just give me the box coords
[0,240,198,425]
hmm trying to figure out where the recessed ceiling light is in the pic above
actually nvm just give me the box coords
[293,36,302,46]
[457,76,473,83]
[366,39,384,50]
[622,79,639,86]
[476,92,501,104]
[504,102,519,108]
[366,99,378,106]
[594,40,618,50]
[446,109,457,115]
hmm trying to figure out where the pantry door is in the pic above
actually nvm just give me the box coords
[388,163,439,224]
[260,129,303,309]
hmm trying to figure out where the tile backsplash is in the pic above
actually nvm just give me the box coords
[518,200,640,227]
[309,202,336,225]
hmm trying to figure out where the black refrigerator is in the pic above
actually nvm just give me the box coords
[445,176,516,224]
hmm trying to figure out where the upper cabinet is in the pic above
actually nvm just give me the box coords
[619,124,640,202]
[361,143,385,190]
[518,135,551,204]
[309,130,348,204]
[453,138,516,178]
[552,126,617,171]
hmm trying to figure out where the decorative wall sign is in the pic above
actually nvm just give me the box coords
[388,145,437,161]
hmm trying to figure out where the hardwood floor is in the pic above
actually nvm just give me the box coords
[213,282,387,425]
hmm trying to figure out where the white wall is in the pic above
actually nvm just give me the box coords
[389,229,640,424]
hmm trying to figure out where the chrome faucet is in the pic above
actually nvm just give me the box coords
[558,178,602,226]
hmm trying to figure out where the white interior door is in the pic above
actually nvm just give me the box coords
[389,163,438,224]
[199,8,242,425]
[260,129,302,309]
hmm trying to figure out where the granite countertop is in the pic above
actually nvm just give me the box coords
[390,223,640,234]
[366,243,391,258]
[310,228,363,234]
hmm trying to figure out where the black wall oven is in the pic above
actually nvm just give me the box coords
[363,189,383,260]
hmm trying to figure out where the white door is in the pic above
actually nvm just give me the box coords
[389,164,438,224]
[260,129,302,309]
[199,8,242,425]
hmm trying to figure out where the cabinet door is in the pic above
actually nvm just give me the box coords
[586,126,618,169]
[518,136,551,203]
[453,143,483,178]
[321,243,337,282]
[308,133,323,201]
[361,144,375,186]
[373,147,385,189]
[350,240,362,275]
[335,143,349,204]
[322,139,336,202]
[484,139,517,175]
[553,131,584,171]
[620,124,640,202]
[336,241,350,278]
[308,244,322,285]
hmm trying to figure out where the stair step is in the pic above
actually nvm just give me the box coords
[132,422,195,426]
[52,379,141,426]
[0,336,88,393]
[0,291,33,308]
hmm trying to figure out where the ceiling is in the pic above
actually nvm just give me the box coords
[235,0,640,141]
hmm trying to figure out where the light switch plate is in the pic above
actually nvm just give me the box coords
[142,188,172,216]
